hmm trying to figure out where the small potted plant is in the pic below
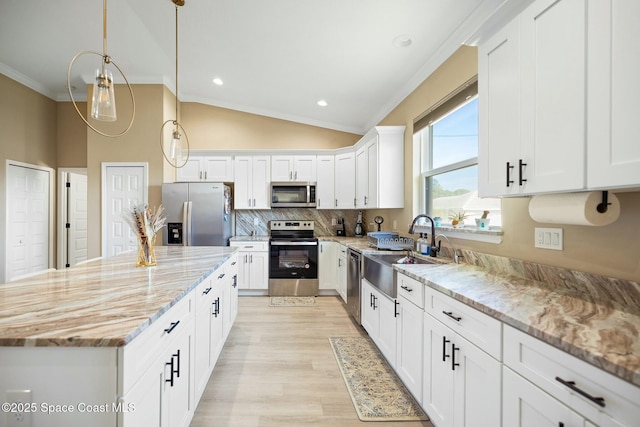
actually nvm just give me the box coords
[475,210,491,229]
[448,210,467,228]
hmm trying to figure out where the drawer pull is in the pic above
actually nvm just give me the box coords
[443,311,462,322]
[555,377,605,407]
[452,344,460,370]
[400,285,413,293]
[202,287,212,295]
[218,273,225,279]
[164,321,180,334]
[372,295,378,310]
[165,358,175,387]
[394,300,399,318]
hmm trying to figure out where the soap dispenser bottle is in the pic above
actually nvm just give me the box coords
[355,211,364,237]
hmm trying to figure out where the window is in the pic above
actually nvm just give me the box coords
[415,79,501,228]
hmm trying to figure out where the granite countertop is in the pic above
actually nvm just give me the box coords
[0,246,236,348]
[394,262,640,388]
[230,235,270,242]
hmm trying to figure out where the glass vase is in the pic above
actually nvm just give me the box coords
[136,236,157,267]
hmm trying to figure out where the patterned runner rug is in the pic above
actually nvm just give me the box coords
[329,336,429,422]
[269,296,316,307]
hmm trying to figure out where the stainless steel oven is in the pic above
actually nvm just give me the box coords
[268,220,319,296]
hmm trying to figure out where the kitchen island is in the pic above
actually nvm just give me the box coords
[0,246,238,427]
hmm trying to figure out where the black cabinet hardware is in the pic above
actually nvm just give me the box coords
[173,350,181,378]
[232,274,238,288]
[400,285,413,293]
[452,344,460,370]
[164,321,180,334]
[202,287,212,295]
[212,297,221,317]
[506,162,514,187]
[370,293,374,308]
[372,295,378,310]
[165,358,175,386]
[442,336,451,362]
[442,311,462,322]
[558,423,564,427]
[231,261,237,266]
[218,273,225,279]
[555,377,605,407]
[394,300,399,318]
[518,159,527,185]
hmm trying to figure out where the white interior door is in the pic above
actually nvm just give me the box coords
[6,163,51,281]
[67,172,88,266]
[102,164,147,258]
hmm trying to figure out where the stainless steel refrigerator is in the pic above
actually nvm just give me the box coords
[162,182,233,246]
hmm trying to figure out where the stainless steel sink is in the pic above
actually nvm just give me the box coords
[362,253,439,298]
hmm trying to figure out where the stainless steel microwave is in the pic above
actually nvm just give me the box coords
[271,182,316,208]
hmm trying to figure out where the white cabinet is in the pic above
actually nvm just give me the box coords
[318,241,337,291]
[316,155,335,209]
[337,244,348,303]
[354,127,405,208]
[478,0,587,197]
[395,293,423,402]
[587,0,640,190]
[271,155,317,182]
[334,152,356,209]
[161,318,193,427]
[176,156,234,182]
[504,324,640,427]
[423,312,501,427]
[230,240,269,291]
[234,156,270,209]
[361,279,398,367]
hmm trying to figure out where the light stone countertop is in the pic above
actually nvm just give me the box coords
[394,262,640,388]
[0,246,236,347]
[230,235,270,242]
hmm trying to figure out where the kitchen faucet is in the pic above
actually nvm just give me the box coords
[435,234,462,264]
[408,214,437,257]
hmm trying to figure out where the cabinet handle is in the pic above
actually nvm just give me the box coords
[248,198,251,206]
[231,261,237,265]
[199,171,203,180]
[164,320,180,334]
[202,287,212,295]
[335,198,338,207]
[370,293,374,308]
[232,274,238,288]
[173,349,181,378]
[400,285,413,293]
[253,198,256,207]
[372,295,377,310]
[559,423,564,427]
[250,254,253,263]
[218,273,225,279]
[442,336,451,362]
[294,171,298,180]
[518,159,527,186]
[289,171,293,180]
[442,310,461,322]
[244,254,248,263]
[506,162,514,187]
[353,198,356,207]
[394,300,399,318]
[318,198,321,207]
[213,297,220,317]
[165,358,175,387]
[555,377,605,407]
[204,171,207,180]
[364,196,367,205]
[451,344,460,370]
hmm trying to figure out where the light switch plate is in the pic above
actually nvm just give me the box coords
[534,227,563,250]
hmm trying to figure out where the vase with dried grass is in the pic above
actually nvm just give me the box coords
[123,203,167,267]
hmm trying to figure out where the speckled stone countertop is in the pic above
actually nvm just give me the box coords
[0,246,236,348]
[230,235,270,242]
[394,262,640,388]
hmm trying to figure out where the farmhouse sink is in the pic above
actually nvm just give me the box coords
[362,253,440,298]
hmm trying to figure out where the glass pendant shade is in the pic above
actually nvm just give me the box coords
[169,129,183,163]
[91,67,117,121]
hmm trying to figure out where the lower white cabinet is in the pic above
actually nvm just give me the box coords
[396,293,423,402]
[361,279,398,367]
[423,312,501,427]
[319,241,337,292]
[230,241,269,291]
[337,244,348,302]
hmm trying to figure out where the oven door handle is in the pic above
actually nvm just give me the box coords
[270,241,318,246]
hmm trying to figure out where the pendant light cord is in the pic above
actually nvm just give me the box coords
[175,3,179,128]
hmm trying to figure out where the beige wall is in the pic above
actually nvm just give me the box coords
[56,102,87,168]
[181,103,361,150]
[371,45,640,282]
[0,74,58,281]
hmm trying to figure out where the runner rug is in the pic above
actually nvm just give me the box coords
[329,336,429,422]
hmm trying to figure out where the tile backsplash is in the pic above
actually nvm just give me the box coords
[235,209,376,237]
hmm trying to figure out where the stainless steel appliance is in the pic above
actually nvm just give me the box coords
[268,220,318,296]
[270,182,316,208]
[162,182,233,246]
[346,249,362,323]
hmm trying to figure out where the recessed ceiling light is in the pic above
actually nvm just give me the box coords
[213,78,224,86]
[392,34,412,48]
[317,100,328,107]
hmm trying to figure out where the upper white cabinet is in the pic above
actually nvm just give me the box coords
[316,155,335,209]
[176,155,234,182]
[478,0,586,197]
[355,126,405,209]
[334,152,356,209]
[587,0,640,189]
[234,156,271,209]
[271,155,317,182]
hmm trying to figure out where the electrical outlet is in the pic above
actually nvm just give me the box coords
[331,218,337,225]
[534,227,563,250]
[253,217,259,226]
[6,390,32,427]
[392,220,397,230]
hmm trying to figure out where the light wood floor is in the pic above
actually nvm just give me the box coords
[190,296,433,427]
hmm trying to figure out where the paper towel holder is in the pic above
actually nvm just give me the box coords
[596,191,611,213]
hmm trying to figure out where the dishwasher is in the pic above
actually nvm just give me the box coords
[346,249,362,324]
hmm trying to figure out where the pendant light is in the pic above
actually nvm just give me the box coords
[160,0,190,168]
[67,0,135,137]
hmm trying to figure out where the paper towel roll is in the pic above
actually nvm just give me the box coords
[528,192,620,226]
